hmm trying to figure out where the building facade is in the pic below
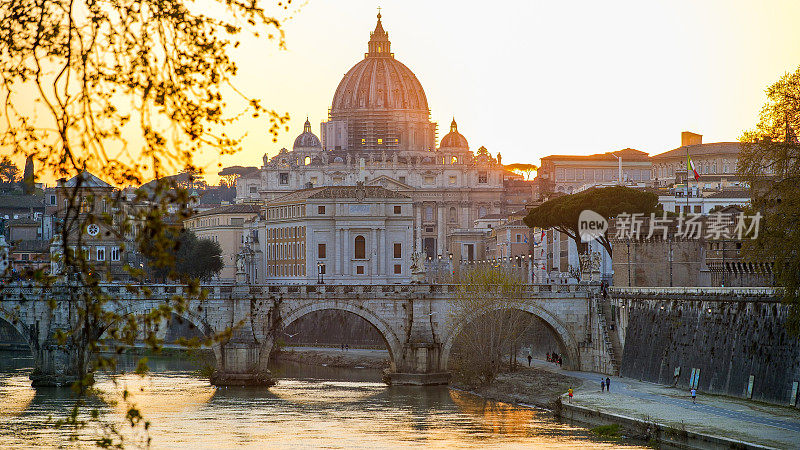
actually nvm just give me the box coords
[535,148,652,195]
[183,204,261,281]
[257,185,413,284]
[235,15,524,267]
[651,132,743,189]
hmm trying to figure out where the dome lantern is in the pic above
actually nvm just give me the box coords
[367,12,391,57]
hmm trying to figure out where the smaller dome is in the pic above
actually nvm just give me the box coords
[293,118,322,150]
[439,118,469,150]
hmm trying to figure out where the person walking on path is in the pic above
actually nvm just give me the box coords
[600,378,605,392]
[691,388,697,404]
[567,387,573,403]
[527,352,532,367]
[606,377,611,392]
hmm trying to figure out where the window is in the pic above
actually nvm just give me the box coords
[377,138,383,145]
[516,234,523,243]
[96,247,105,261]
[310,176,318,185]
[479,206,487,218]
[49,195,56,205]
[319,264,326,275]
[399,176,406,184]
[361,138,366,145]
[318,205,326,214]
[424,206,434,221]
[279,173,289,185]
[231,217,244,226]
[424,176,434,185]
[393,205,401,214]
[394,264,402,274]
[110,247,120,262]
[356,265,365,274]
[304,156,311,165]
[451,156,458,164]
[249,185,257,194]
[393,243,402,259]
[478,171,488,183]
[449,207,457,223]
[449,175,456,185]
[318,243,327,259]
[694,205,702,213]
[354,235,366,259]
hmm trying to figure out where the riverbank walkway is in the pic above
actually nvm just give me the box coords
[530,360,800,449]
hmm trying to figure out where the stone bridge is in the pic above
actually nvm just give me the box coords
[0,282,615,387]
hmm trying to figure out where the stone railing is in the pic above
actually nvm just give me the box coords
[610,286,778,300]
[1,281,595,302]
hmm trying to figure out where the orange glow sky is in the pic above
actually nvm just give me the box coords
[8,0,800,184]
[214,0,800,177]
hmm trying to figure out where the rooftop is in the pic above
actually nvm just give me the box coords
[267,185,410,205]
[541,148,651,163]
[651,142,741,160]
[0,195,44,210]
[192,203,262,217]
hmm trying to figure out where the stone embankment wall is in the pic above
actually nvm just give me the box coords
[616,290,800,405]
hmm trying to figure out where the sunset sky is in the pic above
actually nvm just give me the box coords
[9,0,800,184]
[212,0,800,178]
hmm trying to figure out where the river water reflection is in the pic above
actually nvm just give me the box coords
[0,352,644,448]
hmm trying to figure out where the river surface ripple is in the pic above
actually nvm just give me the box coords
[0,352,644,448]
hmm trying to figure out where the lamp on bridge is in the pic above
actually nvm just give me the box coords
[316,262,325,284]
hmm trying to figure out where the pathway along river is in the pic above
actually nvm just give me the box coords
[0,351,646,448]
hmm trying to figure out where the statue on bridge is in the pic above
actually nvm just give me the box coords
[410,251,425,284]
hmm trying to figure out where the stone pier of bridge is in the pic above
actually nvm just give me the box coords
[0,282,612,387]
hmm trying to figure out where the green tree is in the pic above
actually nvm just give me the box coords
[218,165,259,188]
[523,186,659,257]
[505,163,538,180]
[0,156,19,183]
[176,232,224,281]
[447,267,534,386]
[0,0,292,445]
[739,66,800,333]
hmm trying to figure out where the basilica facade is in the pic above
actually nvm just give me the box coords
[236,14,526,282]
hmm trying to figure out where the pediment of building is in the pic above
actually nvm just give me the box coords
[366,175,415,191]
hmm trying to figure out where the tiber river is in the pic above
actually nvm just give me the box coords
[0,352,646,448]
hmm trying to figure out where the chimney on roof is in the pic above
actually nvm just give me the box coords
[681,131,703,147]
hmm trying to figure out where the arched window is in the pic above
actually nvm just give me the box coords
[354,235,366,259]
[479,206,487,218]
[449,207,457,223]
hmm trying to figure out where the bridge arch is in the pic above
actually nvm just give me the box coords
[280,301,402,371]
[441,302,581,371]
[104,304,220,364]
[0,311,34,355]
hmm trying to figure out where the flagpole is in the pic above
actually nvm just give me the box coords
[686,146,690,213]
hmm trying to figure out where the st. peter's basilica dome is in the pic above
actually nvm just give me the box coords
[323,13,436,152]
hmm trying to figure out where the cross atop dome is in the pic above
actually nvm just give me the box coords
[367,10,391,57]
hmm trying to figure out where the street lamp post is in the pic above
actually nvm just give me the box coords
[317,261,324,284]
